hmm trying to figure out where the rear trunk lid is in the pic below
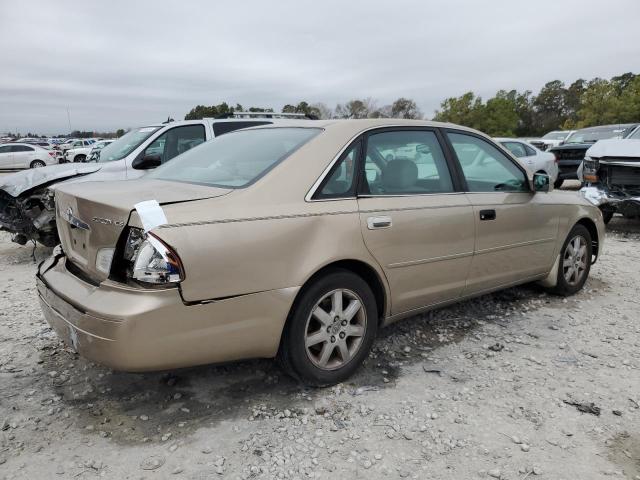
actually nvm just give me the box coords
[54,179,231,283]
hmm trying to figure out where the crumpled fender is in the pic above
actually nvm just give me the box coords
[580,185,617,207]
[0,163,101,197]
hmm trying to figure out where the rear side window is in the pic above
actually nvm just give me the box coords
[213,121,271,137]
[448,132,528,192]
[315,141,361,199]
[149,127,321,188]
[0,146,10,154]
[10,145,34,152]
[363,130,454,195]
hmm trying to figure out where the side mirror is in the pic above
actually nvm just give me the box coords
[132,154,161,170]
[533,172,550,192]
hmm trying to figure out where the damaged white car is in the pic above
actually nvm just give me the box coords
[581,128,640,223]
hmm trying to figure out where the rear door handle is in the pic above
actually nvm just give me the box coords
[367,216,392,230]
[479,209,496,221]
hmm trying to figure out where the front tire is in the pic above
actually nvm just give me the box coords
[30,160,46,168]
[550,224,592,296]
[278,269,378,386]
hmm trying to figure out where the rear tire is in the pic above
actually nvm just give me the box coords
[553,178,564,189]
[278,269,378,386]
[30,160,46,168]
[549,224,592,296]
[74,154,86,162]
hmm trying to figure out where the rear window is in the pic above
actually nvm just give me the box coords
[149,127,321,188]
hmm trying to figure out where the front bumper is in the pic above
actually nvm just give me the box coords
[37,251,298,371]
[580,185,640,215]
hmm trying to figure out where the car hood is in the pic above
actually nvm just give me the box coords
[586,138,640,163]
[0,163,102,197]
[54,179,232,283]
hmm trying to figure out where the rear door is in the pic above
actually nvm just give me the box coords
[445,130,559,294]
[0,145,13,169]
[355,128,474,315]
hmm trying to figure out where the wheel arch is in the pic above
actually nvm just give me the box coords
[575,217,599,262]
[290,259,389,326]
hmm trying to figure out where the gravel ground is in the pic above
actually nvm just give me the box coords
[1,215,639,480]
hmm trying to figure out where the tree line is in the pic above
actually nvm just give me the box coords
[184,72,640,137]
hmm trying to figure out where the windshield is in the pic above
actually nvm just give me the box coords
[149,127,321,188]
[565,126,635,144]
[95,127,160,162]
[628,128,640,140]
[542,131,569,140]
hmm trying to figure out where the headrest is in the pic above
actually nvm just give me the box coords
[382,159,418,190]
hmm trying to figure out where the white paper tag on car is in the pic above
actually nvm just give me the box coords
[134,200,168,232]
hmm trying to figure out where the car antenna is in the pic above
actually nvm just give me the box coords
[162,116,174,124]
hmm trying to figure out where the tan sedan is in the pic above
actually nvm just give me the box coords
[37,120,605,386]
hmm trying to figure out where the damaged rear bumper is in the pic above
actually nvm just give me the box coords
[37,251,298,371]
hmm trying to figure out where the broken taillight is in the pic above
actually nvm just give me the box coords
[116,227,185,286]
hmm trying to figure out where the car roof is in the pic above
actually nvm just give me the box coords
[247,118,481,137]
[576,123,639,132]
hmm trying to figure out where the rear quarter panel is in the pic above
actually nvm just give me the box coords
[153,196,390,308]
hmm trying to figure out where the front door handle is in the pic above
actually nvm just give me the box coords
[367,216,392,230]
[479,209,496,221]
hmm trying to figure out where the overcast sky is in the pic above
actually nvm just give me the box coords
[1,0,639,135]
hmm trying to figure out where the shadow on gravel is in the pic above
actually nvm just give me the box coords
[606,216,640,235]
[39,280,573,445]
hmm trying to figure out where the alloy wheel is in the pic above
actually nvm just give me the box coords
[304,289,367,371]
[562,235,588,286]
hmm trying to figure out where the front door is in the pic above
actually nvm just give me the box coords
[356,129,475,315]
[0,145,13,169]
[445,131,559,295]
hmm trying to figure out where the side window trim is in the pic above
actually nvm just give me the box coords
[441,128,531,193]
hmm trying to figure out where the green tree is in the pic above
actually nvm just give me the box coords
[433,92,484,128]
[116,128,125,137]
[390,98,422,119]
[532,80,568,135]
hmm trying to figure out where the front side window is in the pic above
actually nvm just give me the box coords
[97,127,160,163]
[502,141,528,158]
[143,125,206,164]
[0,145,10,154]
[363,130,453,195]
[149,127,321,188]
[448,132,528,192]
